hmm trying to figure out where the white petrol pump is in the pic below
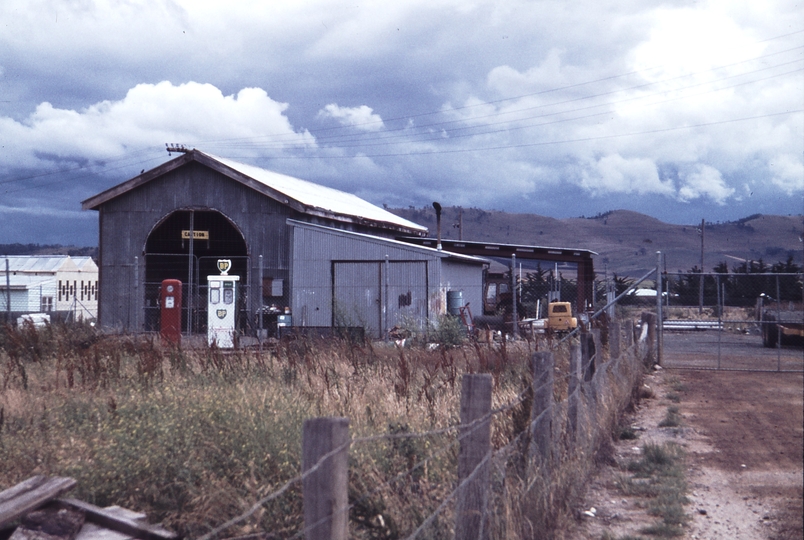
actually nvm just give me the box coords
[207,259,240,348]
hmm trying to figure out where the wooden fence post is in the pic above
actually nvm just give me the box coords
[531,351,554,470]
[623,319,634,348]
[455,374,492,540]
[302,417,350,540]
[609,320,621,360]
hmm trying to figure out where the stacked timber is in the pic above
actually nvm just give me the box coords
[0,476,177,540]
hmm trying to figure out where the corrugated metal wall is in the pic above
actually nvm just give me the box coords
[290,221,483,339]
[440,259,484,320]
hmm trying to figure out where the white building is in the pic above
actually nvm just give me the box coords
[0,255,99,321]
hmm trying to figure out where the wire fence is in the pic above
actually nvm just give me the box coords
[8,252,799,537]
[189,259,803,539]
[660,272,803,371]
[193,313,652,540]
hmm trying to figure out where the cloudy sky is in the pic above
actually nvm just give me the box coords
[1,0,802,246]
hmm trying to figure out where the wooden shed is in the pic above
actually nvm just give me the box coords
[82,150,485,339]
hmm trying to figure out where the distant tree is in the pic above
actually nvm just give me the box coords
[770,256,803,302]
[613,274,635,296]
[713,261,729,274]
[520,265,550,316]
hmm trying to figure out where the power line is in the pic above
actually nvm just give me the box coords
[206,109,804,161]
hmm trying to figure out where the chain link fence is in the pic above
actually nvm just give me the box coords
[660,271,803,371]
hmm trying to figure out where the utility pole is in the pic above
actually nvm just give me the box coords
[5,258,10,324]
[698,218,705,315]
[451,208,464,240]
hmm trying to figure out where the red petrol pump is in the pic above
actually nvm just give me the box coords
[160,279,182,345]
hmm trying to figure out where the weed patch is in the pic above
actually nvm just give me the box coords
[616,443,690,538]
[658,406,682,428]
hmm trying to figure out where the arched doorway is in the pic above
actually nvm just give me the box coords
[144,209,248,333]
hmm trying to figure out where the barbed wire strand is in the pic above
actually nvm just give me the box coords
[403,449,494,540]
[199,381,529,540]
[201,334,645,540]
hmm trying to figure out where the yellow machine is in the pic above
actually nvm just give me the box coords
[545,301,578,331]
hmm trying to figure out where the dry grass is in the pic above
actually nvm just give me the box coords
[0,321,646,540]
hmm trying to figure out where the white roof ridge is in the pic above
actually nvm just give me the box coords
[201,151,426,234]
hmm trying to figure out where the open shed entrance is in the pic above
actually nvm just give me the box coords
[144,210,248,334]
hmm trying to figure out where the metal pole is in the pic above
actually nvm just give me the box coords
[511,254,518,339]
[134,256,139,333]
[716,275,722,370]
[384,254,390,339]
[187,210,194,336]
[699,218,705,315]
[258,255,264,346]
[656,251,663,366]
[558,267,657,346]
[776,275,782,371]
[5,258,11,324]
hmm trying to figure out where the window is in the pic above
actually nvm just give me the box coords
[209,280,220,304]
[41,297,54,312]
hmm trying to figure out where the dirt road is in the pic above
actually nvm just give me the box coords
[679,369,803,539]
[572,366,803,539]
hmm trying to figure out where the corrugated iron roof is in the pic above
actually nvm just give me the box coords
[71,256,98,271]
[208,153,426,234]
[0,275,57,289]
[82,150,428,236]
[398,237,597,259]
[288,219,489,265]
[2,255,79,273]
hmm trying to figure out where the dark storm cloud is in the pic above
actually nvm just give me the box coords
[0,0,801,245]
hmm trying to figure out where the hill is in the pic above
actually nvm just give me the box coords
[389,207,804,277]
[0,244,98,258]
[2,210,801,278]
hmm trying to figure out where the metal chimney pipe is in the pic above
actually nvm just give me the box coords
[432,202,442,250]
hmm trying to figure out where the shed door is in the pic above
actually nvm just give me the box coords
[333,262,381,338]
[387,261,428,331]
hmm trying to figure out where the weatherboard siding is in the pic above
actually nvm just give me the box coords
[97,163,297,329]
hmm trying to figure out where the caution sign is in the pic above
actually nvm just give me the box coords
[181,230,209,240]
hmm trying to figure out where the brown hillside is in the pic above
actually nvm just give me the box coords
[390,207,804,277]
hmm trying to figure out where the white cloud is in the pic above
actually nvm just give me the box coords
[0,82,315,171]
[486,49,572,95]
[678,164,735,204]
[769,154,804,194]
[631,3,764,80]
[580,154,674,196]
[318,104,384,131]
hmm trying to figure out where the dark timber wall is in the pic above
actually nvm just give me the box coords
[94,161,399,331]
